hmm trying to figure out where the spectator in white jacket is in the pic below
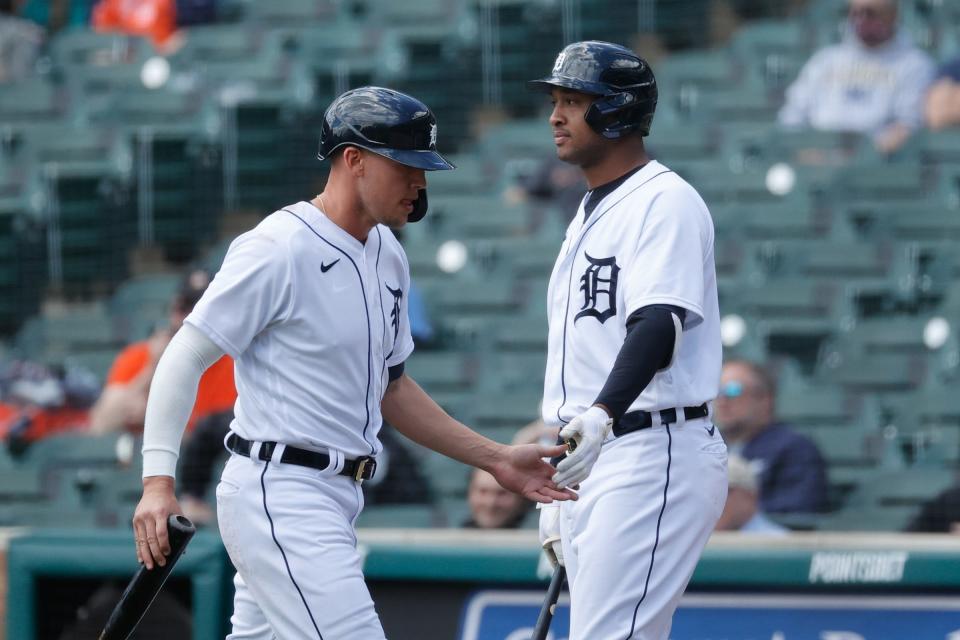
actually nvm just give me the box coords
[778,0,935,155]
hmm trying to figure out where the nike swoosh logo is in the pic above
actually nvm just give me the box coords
[706,425,716,437]
[320,259,340,273]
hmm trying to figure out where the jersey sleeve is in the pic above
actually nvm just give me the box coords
[185,232,294,358]
[387,248,415,367]
[621,185,709,329]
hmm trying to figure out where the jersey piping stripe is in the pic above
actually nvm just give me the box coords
[624,424,672,640]
[260,462,325,640]
[283,208,376,455]
[555,169,673,425]
[375,228,393,365]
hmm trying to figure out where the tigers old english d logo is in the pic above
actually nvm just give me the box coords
[386,284,403,340]
[575,253,620,325]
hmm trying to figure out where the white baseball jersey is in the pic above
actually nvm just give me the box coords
[541,159,721,426]
[187,200,414,458]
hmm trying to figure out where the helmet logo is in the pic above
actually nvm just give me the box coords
[552,51,567,75]
[429,123,437,148]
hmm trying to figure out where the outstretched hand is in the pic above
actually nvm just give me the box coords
[490,443,578,504]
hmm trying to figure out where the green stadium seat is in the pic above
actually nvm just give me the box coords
[833,164,927,203]
[801,426,876,468]
[405,351,477,392]
[468,391,542,431]
[646,123,715,162]
[429,196,528,238]
[657,50,737,88]
[739,199,825,240]
[482,351,546,393]
[244,0,336,24]
[0,502,100,528]
[818,351,923,391]
[777,386,851,427]
[356,504,437,528]
[0,469,46,500]
[0,79,61,122]
[736,279,837,319]
[423,450,471,498]
[845,316,927,354]
[816,505,919,532]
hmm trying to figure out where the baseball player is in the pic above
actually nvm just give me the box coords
[531,42,729,639]
[131,86,575,640]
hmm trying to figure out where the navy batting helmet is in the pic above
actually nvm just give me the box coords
[529,41,658,139]
[317,86,455,221]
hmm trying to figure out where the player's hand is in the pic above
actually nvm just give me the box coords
[538,502,564,568]
[132,476,181,570]
[491,443,578,504]
[554,406,613,488]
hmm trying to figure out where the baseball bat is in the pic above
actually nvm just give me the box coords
[99,514,196,640]
[534,436,575,640]
[532,564,566,640]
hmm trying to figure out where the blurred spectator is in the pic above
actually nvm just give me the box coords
[462,468,530,529]
[0,360,97,453]
[362,426,432,506]
[505,155,586,223]
[462,419,550,529]
[778,0,935,155]
[924,55,960,131]
[89,268,236,435]
[715,454,788,534]
[907,485,960,533]
[177,408,232,525]
[92,0,177,49]
[0,0,44,83]
[714,359,827,514]
[407,281,435,347]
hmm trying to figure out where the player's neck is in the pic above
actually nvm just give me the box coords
[312,189,374,244]
[582,140,649,190]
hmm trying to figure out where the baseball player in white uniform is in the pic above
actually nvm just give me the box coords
[530,42,729,639]
[131,86,575,640]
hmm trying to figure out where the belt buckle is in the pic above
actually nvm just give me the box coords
[353,457,376,482]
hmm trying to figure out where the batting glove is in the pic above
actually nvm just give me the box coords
[553,406,613,488]
[538,502,564,568]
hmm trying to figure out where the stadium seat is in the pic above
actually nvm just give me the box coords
[356,504,437,528]
[405,351,477,392]
[422,450,471,498]
[776,386,852,427]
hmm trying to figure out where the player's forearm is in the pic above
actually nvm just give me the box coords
[382,374,505,471]
[142,324,224,478]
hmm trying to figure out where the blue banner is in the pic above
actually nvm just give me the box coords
[459,592,960,640]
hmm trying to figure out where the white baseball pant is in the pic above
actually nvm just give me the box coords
[559,416,728,639]
[216,449,385,639]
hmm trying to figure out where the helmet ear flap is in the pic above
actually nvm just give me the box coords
[408,188,428,222]
[585,93,655,139]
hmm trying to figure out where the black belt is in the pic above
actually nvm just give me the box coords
[226,433,377,482]
[612,403,710,438]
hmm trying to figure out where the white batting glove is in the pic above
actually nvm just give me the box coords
[553,406,613,488]
[538,502,564,568]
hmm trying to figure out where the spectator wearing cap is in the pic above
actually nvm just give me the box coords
[778,0,935,154]
[714,359,827,514]
[716,454,789,534]
[89,269,236,435]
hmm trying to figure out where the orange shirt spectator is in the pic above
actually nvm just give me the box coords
[92,0,177,49]
[106,341,235,432]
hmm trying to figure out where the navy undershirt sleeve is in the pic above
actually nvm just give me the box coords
[388,362,405,382]
[593,305,687,421]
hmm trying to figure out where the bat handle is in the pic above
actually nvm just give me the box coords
[532,565,566,640]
